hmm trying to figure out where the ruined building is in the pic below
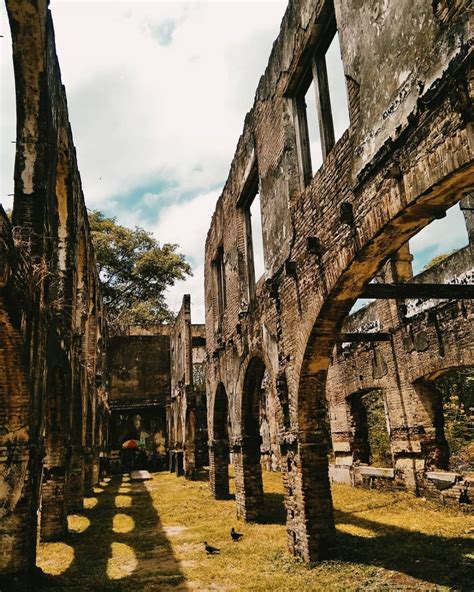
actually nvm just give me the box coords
[107,325,171,472]
[168,295,208,478]
[1,0,473,586]
[205,0,473,563]
[1,0,108,586]
[107,296,208,478]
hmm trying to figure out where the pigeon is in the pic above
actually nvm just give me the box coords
[230,527,243,542]
[204,541,220,555]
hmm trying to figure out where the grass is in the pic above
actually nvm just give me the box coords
[37,469,474,591]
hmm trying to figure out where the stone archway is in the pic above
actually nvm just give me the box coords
[209,383,231,499]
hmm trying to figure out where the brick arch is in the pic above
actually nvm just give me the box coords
[234,356,267,521]
[289,166,473,562]
[412,364,474,471]
[209,383,231,499]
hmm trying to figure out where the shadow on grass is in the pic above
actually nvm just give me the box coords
[333,508,474,590]
[38,474,187,591]
[257,492,286,525]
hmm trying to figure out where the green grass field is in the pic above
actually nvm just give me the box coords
[37,469,473,591]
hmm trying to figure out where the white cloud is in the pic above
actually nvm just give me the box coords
[409,203,468,273]
[1,0,286,209]
[154,189,219,323]
[3,1,468,325]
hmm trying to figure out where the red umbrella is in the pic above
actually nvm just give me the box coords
[122,439,139,449]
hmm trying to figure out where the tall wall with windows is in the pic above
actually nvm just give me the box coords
[204,0,472,563]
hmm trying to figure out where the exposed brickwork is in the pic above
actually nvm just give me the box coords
[326,245,473,507]
[169,296,208,479]
[205,0,473,563]
[1,2,109,587]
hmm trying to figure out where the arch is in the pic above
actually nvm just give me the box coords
[184,407,196,479]
[289,163,473,561]
[346,388,392,468]
[209,383,231,499]
[413,365,474,472]
[234,357,266,521]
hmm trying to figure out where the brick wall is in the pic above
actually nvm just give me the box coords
[204,0,473,562]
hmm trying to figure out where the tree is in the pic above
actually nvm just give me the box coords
[89,210,192,332]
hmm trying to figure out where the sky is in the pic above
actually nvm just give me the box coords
[0,0,469,323]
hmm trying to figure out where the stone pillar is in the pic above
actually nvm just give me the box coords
[169,450,176,473]
[67,447,85,512]
[175,451,184,476]
[0,443,41,590]
[284,439,336,563]
[460,194,474,245]
[184,444,196,479]
[209,439,230,499]
[234,437,264,521]
[41,456,69,541]
[83,448,95,495]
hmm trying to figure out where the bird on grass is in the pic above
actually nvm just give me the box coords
[230,527,243,542]
[204,542,220,555]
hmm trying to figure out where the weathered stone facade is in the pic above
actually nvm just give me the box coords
[107,325,171,471]
[205,0,473,563]
[168,295,208,478]
[327,241,473,503]
[107,299,208,479]
[1,1,109,588]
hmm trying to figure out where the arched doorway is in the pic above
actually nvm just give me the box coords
[209,383,231,499]
[234,357,266,521]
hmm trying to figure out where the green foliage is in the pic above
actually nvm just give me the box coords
[434,369,474,470]
[422,249,456,271]
[89,210,192,332]
[363,390,392,468]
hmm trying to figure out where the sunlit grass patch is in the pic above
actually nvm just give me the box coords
[83,496,97,509]
[113,513,135,533]
[37,542,74,575]
[337,523,377,537]
[115,494,132,508]
[106,542,137,579]
[68,514,90,533]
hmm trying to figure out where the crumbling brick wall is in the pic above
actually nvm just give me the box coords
[107,326,171,470]
[326,245,473,506]
[1,1,109,588]
[204,0,473,563]
[169,295,208,478]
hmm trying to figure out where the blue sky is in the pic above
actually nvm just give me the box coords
[0,1,469,322]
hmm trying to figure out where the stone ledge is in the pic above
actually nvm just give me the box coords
[357,466,395,479]
[425,471,461,488]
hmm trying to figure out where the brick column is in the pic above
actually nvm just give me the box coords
[284,437,336,563]
[169,450,176,472]
[68,446,85,512]
[209,439,230,499]
[0,294,42,584]
[184,443,196,479]
[83,448,95,495]
[233,436,264,521]
[41,455,69,541]
[175,451,184,476]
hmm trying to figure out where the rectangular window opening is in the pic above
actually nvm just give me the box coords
[292,15,350,184]
[213,246,226,329]
[238,163,266,301]
[249,193,265,282]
